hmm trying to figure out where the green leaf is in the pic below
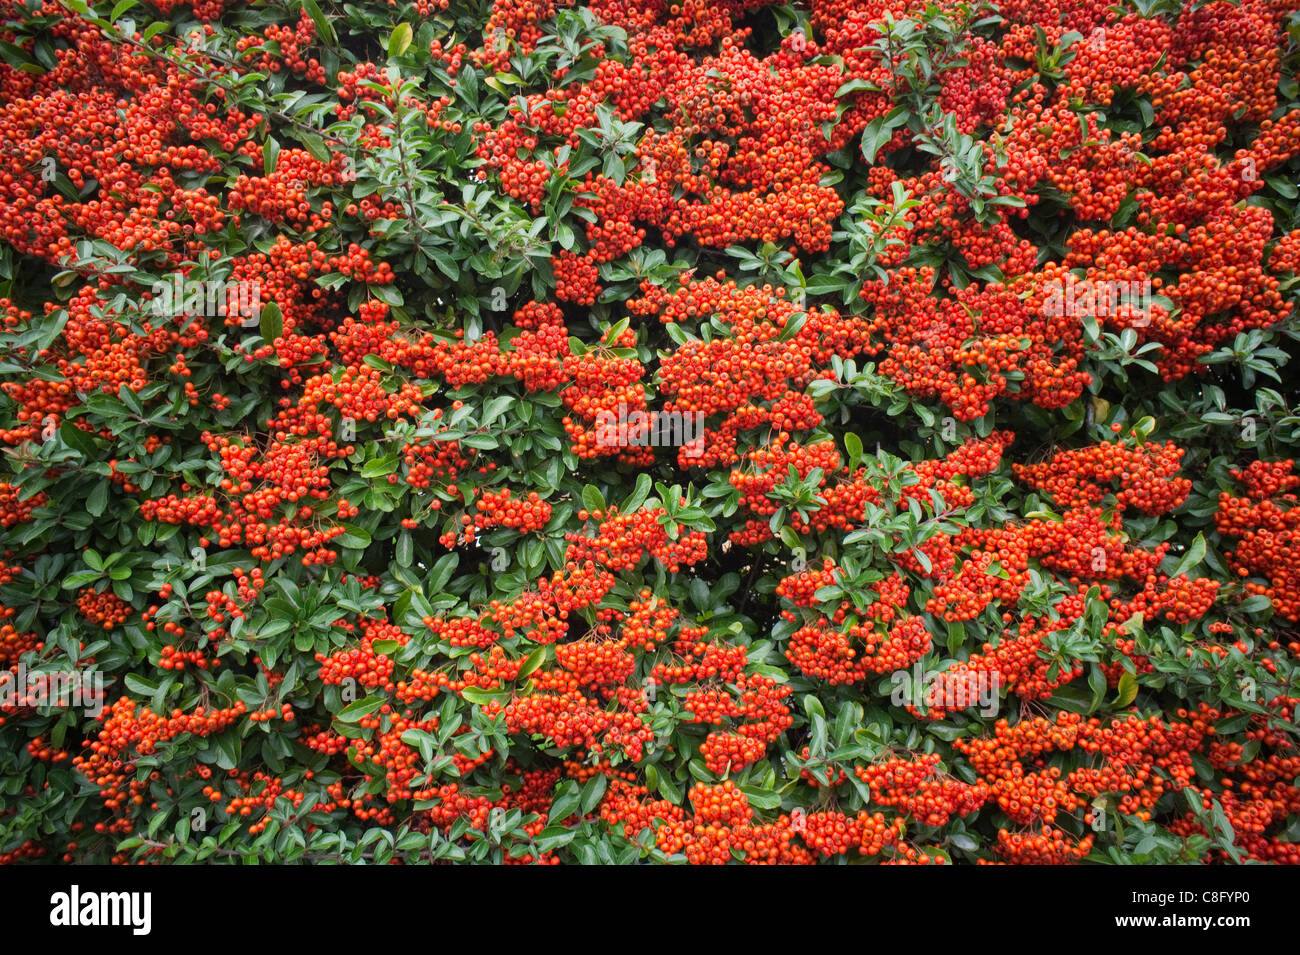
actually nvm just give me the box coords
[1114,672,1138,708]
[1169,533,1206,578]
[395,530,413,567]
[85,481,108,517]
[518,646,548,678]
[335,525,372,550]
[739,785,781,811]
[549,783,582,823]
[123,674,158,696]
[580,774,607,814]
[263,138,280,177]
[300,0,336,45]
[802,694,825,721]
[401,729,437,763]
[427,552,458,593]
[388,22,413,58]
[621,473,652,514]
[361,456,397,479]
[860,108,905,164]
[260,301,283,342]
[481,395,514,428]
[62,571,103,589]
[59,421,99,456]
[298,132,332,165]
[844,432,863,464]
[582,484,606,515]
[460,687,509,704]
[337,696,385,722]
[371,284,404,307]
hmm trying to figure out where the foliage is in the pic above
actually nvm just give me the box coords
[0,0,1299,865]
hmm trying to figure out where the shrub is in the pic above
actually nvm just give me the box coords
[0,0,1299,865]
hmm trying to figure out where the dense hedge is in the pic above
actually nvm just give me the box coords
[1,0,1299,865]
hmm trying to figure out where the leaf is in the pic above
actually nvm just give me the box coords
[481,395,514,428]
[1266,175,1298,200]
[300,0,336,45]
[427,552,458,593]
[361,456,397,478]
[85,481,108,517]
[581,484,606,515]
[61,571,102,589]
[946,619,966,656]
[394,530,412,567]
[259,301,283,342]
[844,432,863,465]
[335,525,372,550]
[1215,713,1251,735]
[123,674,158,696]
[59,421,99,456]
[298,132,332,164]
[739,786,781,810]
[337,696,385,722]
[860,109,904,164]
[620,473,652,514]
[1114,672,1139,708]
[1087,663,1107,712]
[549,783,582,823]
[517,646,548,678]
[212,732,240,771]
[371,284,404,307]
[1238,594,1272,615]
[0,40,39,73]
[949,832,978,851]
[802,694,825,721]
[388,22,412,58]
[1169,533,1206,578]
[604,316,630,345]
[263,137,280,177]
[580,774,607,814]
[460,687,508,705]
[401,729,437,763]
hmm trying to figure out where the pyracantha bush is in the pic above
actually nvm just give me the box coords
[0,0,1299,865]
